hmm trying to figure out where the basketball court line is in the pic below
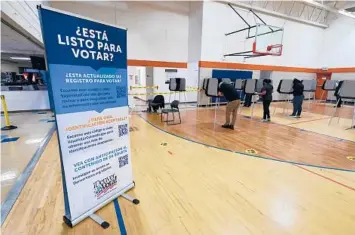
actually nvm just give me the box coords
[139,115,355,192]
[238,113,354,143]
[114,199,127,235]
[287,117,330,125]
[0,124,56,225]
[294,165,355,192]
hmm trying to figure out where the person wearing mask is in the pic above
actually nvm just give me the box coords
[290,78,304,118]
[257,79,273,122]
[218,81,241,130]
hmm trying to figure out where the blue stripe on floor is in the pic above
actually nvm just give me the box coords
[1,137,19,143]
[0,125,56,225]
[39,119,56,123]
[113,199,127,235]
[37,112,47,114]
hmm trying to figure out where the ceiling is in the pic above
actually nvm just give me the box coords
[72,1,190,15]
[1,22,44,56]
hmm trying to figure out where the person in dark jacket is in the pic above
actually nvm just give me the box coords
[257,79,273,122]
[218,81,241,130]
[290,78,304,118]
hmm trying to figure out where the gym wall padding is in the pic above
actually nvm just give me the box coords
[212,69,253,81]
[211,70,252,103]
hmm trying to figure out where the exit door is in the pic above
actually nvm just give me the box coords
[315,73,332,100]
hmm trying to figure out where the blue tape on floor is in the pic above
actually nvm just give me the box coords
[114,199,127,235]
[47,120,56,123]
[1,125,56,225]
[37,112,47,114]
[39,119,48,122]
[1,137,19,143]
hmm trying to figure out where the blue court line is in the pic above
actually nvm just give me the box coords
[0,124,56,225]
[139,115,355,173]
[1,137,20,143]
[113,199,127,235]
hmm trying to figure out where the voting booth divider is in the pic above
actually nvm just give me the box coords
[38,5,139,229]
[329,80,355,129]
[168,78,187,103]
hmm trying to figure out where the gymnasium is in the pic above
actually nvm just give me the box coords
[1,1,355,234]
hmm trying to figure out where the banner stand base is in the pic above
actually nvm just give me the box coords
[121,193,140,205]
[64,214,111,229]
[62,186,140,229]
[89,214,110,229]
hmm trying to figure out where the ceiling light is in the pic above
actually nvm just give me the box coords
[10,57,31,61]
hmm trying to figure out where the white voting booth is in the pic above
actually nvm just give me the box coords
[329,80,355,129]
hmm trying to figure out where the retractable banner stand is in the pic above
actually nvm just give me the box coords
[38,6,138,228]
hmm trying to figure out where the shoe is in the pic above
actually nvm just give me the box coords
[266,118,271,122]
[289,114,296,117]
[222,124,230,128]
[261,119,267,122]
[296,116,301,118]
[228,125,234,130]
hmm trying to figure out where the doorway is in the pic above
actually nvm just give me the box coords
[315,72,332,100]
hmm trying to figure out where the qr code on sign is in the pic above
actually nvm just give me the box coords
[118,155,128,168]
[118,124,128,137]
[116,86,127,98]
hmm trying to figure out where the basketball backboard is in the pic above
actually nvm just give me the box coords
[253,24,283,56]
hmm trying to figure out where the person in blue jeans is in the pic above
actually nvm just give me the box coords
[290,78,304,118]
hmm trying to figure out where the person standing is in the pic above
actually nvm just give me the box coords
[290,78,304,118]
[257,79,273,122]
[218,81,241,130]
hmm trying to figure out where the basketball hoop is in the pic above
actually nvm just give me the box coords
[223,4,284,60]
[253,42,283,56]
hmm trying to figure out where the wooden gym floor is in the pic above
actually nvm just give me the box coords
[1,102,355,235]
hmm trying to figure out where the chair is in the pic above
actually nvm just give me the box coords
[148,95,165,113]
[161,100,181,125]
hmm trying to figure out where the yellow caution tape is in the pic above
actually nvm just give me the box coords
[129,89,201,96]
[130,85,159,90]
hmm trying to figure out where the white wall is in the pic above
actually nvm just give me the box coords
[50,1,188,62]
[200,2,323,68]
[187,2,203,62]
[320,16,355,68]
